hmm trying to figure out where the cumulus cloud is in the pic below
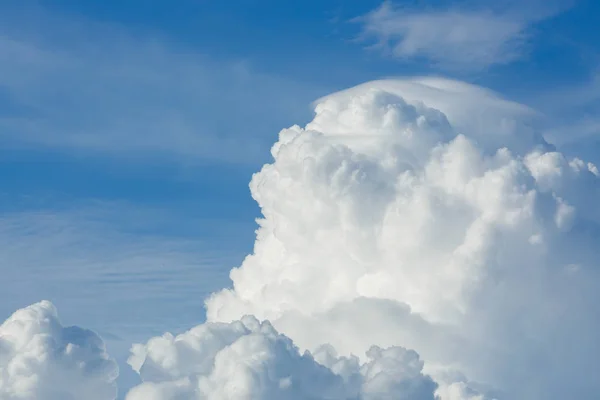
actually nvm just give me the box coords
[356,1,566,70]
[0,301,118,400]
[126,316,437,400]
[198,77,600,399]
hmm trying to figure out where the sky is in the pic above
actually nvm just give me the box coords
[1,0,600,399]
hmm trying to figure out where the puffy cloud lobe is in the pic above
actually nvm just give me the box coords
[126,316,438,400]
[0,301,118,400]
[436,383,488,400]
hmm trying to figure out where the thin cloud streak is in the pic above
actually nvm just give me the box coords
[355,0,570,71]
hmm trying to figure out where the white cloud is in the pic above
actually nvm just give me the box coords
[0,301,118,399]
[200,77,600,399]
[523,69,600,180]
[126,316,438,400]
[356,1,566,70]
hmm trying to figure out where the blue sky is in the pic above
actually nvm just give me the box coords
[1,0,600,396]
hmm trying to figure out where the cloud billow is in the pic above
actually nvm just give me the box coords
[126,316,438,400]
[0,301,118,400]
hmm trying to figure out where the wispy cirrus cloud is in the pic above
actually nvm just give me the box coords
[355,0,570,71]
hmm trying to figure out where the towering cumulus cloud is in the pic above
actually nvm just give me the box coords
[0,301,118,400]
[129,78,600,399]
